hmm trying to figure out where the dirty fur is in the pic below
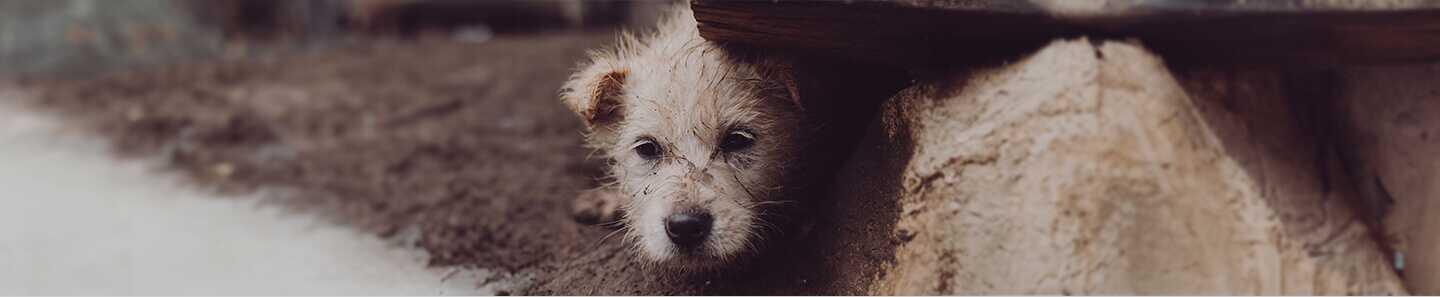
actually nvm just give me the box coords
[560,6,821,271]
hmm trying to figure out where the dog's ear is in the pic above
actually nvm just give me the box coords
[562,59,628,137]
[772,63,806,112]
[753,58,813,112]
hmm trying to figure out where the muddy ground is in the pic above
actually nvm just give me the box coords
[12,29,897,294]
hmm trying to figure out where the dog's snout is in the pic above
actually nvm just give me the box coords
[664,210,713,248]
[685,165,714,185]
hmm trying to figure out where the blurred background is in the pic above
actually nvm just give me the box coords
[0,1,693,295]
[0,0,673,79]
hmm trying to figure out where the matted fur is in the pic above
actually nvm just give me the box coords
[561,6,811,270]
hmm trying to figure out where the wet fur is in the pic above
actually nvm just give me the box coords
[561,7,819,270]
[561,5,904,273]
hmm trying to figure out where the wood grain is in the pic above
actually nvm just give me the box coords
[692,0,1440,67]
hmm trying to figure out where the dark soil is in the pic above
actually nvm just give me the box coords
[15,31,904,295]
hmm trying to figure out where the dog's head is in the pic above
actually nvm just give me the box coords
[561,9,810,270]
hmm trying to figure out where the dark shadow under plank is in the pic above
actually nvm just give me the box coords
[693,0,1440,68]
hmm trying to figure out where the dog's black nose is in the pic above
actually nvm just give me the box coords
[665,211,713,248]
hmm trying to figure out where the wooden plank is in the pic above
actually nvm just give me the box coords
[692,0,1440,67]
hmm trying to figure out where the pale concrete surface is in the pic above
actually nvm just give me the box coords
[0,95,500,295]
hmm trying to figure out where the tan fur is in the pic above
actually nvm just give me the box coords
[561,6,806,269]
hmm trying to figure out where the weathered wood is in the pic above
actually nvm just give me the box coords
[692,0,1440,67]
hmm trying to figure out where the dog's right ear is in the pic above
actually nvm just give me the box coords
[562,59,628,138]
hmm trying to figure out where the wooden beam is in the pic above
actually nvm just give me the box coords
[692,0,1440,67]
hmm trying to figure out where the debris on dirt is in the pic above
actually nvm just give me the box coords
[20,32,626,292]
[15,30,894,294]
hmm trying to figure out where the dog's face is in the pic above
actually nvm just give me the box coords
[562,24,806,269]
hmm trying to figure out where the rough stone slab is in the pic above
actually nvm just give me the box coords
[1331,62,1440,294]
[838,39,1406,294]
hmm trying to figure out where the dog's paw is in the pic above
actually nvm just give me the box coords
[571,187,624,227]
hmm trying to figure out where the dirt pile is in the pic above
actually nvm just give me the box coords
[17,33,621,293]
[14,32,892,295]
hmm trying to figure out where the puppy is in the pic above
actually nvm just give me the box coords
[562,5,902,271]
[561,5,825,269]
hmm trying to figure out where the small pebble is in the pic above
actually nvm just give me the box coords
[125,107,145,121]
[211,162,235,178]
[1396,251,1405,271]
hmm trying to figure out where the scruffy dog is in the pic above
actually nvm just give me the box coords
[560,6,890,271]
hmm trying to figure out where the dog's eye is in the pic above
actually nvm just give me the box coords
[720,130,755,152]
[633,139,662,159]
